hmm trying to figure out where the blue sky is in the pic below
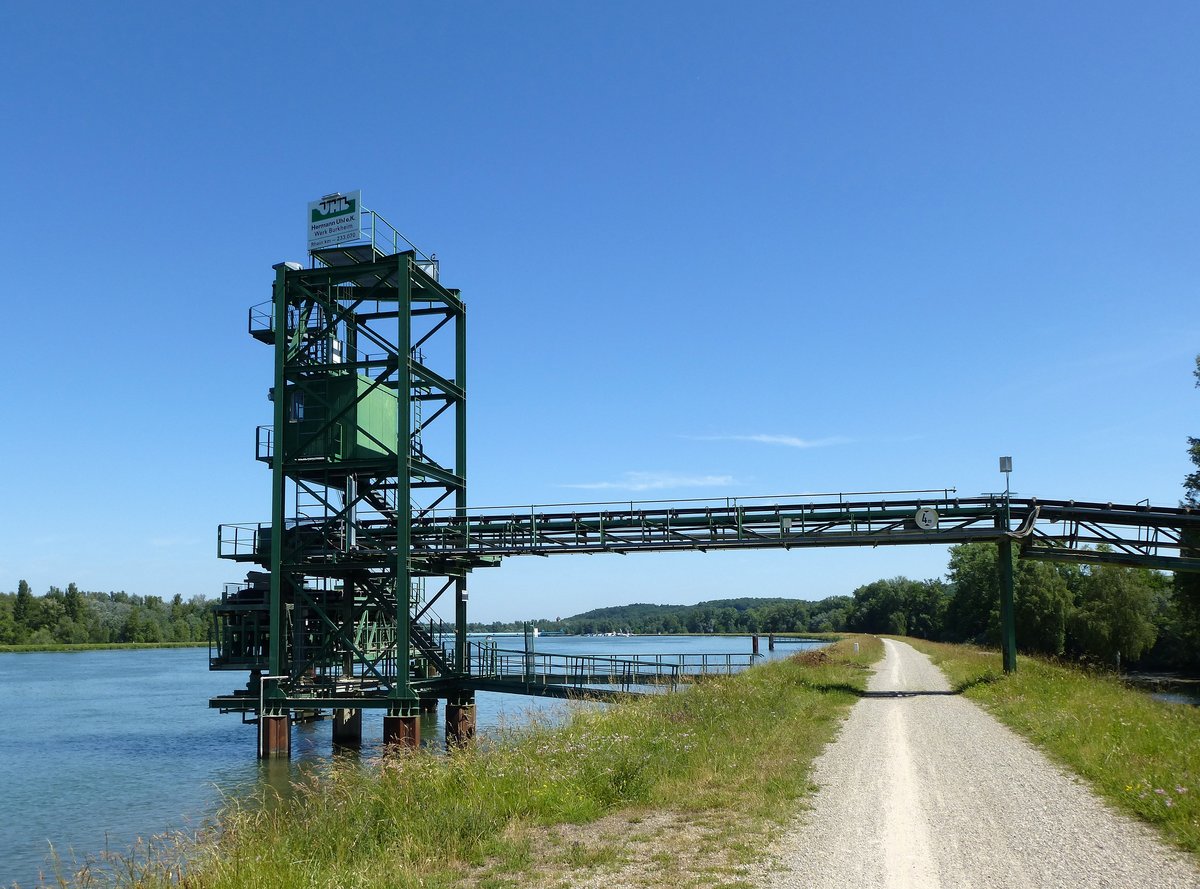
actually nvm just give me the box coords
[2,2,1198,621]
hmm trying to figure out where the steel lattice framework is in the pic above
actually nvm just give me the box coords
[211,233,485,751]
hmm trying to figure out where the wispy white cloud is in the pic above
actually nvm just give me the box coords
[688,434,851,449]
[560,471,737,492]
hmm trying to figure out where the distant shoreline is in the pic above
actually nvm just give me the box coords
[0,642,208,653]
[0,634,835,654]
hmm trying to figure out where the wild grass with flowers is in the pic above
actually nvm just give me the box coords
[901,637,1200,855]
[66,636,881,889]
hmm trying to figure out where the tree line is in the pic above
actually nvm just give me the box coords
[475,543,1192,673]
[0,581,214,645]
[3,554,1196,670]
[489,596,846,637]
[842,543,1195,670]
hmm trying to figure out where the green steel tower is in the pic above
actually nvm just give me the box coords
[211,203,480,756]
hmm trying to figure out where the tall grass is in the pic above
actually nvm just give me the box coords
[903,637,1200,854]
[69,636,882,889]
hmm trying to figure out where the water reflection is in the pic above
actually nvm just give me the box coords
[1150,688,1200,707]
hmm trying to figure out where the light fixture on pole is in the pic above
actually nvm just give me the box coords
[999,456,1013,527]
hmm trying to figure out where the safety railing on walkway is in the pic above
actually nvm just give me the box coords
[467,644,759,694]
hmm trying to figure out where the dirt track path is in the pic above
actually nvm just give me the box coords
[763,639,1200,888]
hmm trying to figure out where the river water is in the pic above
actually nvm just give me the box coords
[0,635,810,887]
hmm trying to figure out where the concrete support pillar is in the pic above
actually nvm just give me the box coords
[332,708,362,747]
[258,713,290,759]
[446,699,476,748]
[383,714,420,750]
[418,695,439,714]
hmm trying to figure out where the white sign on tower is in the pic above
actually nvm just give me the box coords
[308,191,362,251]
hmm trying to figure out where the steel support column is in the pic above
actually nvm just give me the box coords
[446,696,476,747]
[265,264,292,742]
[392,255,417,715]
[998,536,1017,673]
[259,713,290,759]
[383,714,420,749]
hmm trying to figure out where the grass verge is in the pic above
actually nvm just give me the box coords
[71,636,882,889]
[901,637,1200,854]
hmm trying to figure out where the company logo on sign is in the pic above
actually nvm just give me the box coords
[308,190,362,251]
[312,194,356,222]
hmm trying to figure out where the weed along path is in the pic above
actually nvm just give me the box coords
[764,639,1200,889]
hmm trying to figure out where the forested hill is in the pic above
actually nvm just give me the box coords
[552,596,852,635]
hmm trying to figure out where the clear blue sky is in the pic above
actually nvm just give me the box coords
[2,2,1197,621]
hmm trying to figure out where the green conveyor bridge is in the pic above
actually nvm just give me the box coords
[212,488,1200,723]
[410,492,1200,573]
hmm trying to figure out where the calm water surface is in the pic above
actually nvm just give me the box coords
[0,635,807,887]
[1152,690,1200,706]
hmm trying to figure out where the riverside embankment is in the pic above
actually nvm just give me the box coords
[2,635,826,886]
[48,637,880,888]
[35,636,1200,888]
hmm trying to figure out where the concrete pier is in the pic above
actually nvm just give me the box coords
[418,695,439,714]
[258,713,290,759]
[383,714,420,750]
[332,707,362,747]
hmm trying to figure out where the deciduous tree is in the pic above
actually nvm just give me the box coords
[1068,563,1160,666]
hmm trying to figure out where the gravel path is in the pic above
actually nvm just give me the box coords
[763,639,1200,888]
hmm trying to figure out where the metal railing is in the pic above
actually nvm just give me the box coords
[218,523,264,559]
[256,425,273,462]
[468,644,758,694]
[360,206,437,269]
[424,488,960,518]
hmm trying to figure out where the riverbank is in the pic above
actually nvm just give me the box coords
[0,642,207,653]
[901,637,1200,854]
[0,635,832,655]
[72,637,882,888]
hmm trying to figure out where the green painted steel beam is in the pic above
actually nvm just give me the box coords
[391,253,416,713]
[410,362,464,401]
[998,536,1018,673]
[267,264,290,696]
[410,458,464,489]
[1022,548,1200,573]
